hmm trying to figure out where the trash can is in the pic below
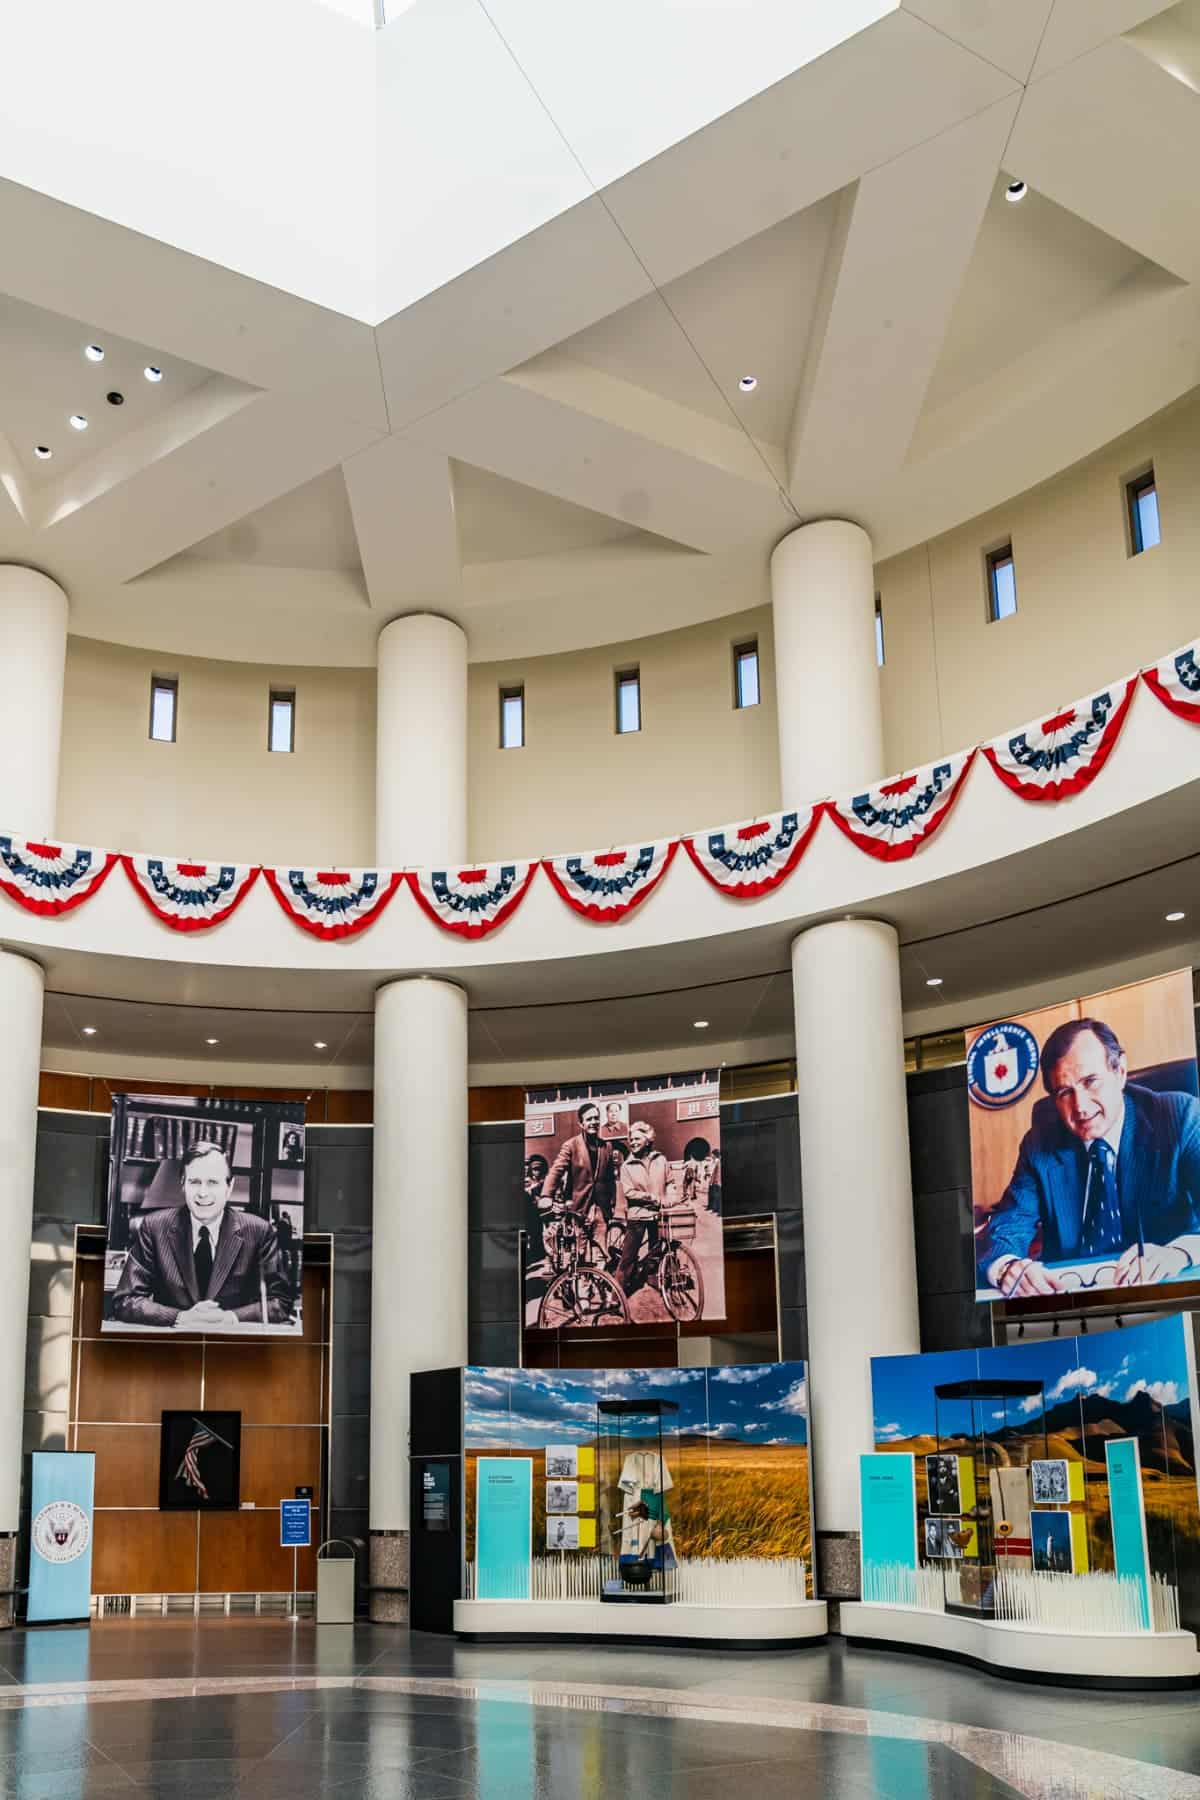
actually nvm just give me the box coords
[315,1539,359,1624]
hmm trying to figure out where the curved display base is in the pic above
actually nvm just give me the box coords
[454,1597,827,1649]
[843,1601,1200,1689]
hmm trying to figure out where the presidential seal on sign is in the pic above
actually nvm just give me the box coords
[967,1022,1039,1109]
[32,1500,90,1564]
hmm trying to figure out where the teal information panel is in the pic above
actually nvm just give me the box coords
[1106,1437,1151,1629]
[860,1453,917,1600]
[28,1451,95,1623]
[476,1456,532,1600]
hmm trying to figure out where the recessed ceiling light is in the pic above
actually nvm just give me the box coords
[68,413,88,431]
[1005,179,1028,204]
[144,365,163,383]
[693,1019,709,1029]
[33,445,52,460]
[205,1037,219,1045]
[737,375,757,392]
[1166,911,1186,922]
[313,1040,328,1050]
[82,1026,97,1036]
[84,343,105,362]
[925,977,944,988]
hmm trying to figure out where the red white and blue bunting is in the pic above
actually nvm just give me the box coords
[825,751,975,862]
[264,866,404,939]
[407,862,538,939]
[1143,641,1200,726]
[122,856,259,932]
[982,678,1135,802]
[684,807,820,898]
[0,835,117,916]
[543,840,678,921]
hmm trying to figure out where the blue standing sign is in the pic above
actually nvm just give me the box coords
[280,1498,311,1547]
[1105,1438,1152,1629]
[28,1451,96,1624]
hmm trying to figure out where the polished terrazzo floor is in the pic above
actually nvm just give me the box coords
[0,1622,1197,1798]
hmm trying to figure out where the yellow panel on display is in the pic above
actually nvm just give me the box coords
[576,1481,595,1513]
[1070,1511,1089,1572]
[1067,1461,1085,1503]
[956,1457,976,1515]
[578,1517,596,1549]
[577,1447,595,1478]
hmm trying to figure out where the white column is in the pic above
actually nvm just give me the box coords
[0,952,45,1531]
[369,975,468,1617]
[770,520,881,805]
[0,567,69,835]
[792,919,919,1585]
[375,613,467,867]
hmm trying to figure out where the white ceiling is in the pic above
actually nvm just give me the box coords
[1,2,1198,665]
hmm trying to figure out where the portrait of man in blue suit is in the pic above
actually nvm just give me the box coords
[979,1017,1200,1298]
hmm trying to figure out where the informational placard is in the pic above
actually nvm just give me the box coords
[421,1462,451,1532]
[476,1456,532,1600]
[28,1452,95,1624]
[280,1497,311,1547]
[1106,1437,1151,1628]
[859,1452,917,1600]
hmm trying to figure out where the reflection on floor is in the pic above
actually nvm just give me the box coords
[0,1622,1197,1798]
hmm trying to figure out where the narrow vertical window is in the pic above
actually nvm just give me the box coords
[269,689,296,753]
[733,640,760,709]
[149,676,177,743]
[874,594,885,667]
[500,684,524,749]
[1127,469,1160,554]
[986,544,1017,621]
[615,667,641,734]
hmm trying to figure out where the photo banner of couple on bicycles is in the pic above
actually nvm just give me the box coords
[523,1070,725,1331]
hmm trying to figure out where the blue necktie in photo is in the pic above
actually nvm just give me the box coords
[1080,1139,1121,1257]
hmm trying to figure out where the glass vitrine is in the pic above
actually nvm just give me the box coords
[930,1378,1048,1618]
[597,1398,679,1604]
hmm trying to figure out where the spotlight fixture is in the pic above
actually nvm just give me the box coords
[144,365,163,383]
[33,445,52,460]
[82,1026,97,1037]
[106,391,124,407]
[737,375,758,392]
[68,413,88,431]
[313,1040,328,1050]
[693,1019,709,1029]
[1166,910,1186,922]
[84,343,105,362]
[925,977,943,988]
[204,1036,219,1045]
[1005,179,1028,204]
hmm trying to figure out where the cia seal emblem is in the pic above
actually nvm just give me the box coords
[32,1500,90,1564]
[967,1022,1039,1109]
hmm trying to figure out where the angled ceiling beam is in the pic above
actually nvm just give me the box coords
[1030,0,1173,81]
[901,0,1055,82]
[787,94,1019,516]
[343,437,461,613]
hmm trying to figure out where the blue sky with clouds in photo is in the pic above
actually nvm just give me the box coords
[871,1315,1192,1444]
[465,1362,808,1451]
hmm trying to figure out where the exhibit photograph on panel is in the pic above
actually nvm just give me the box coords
[523,1069,724,1329]
[969,970,1200,1302]
[103,1093,306,1334]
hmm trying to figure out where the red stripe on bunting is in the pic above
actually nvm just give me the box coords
[543,839,678,922]
[824,752,975,862]
[683,808,821,898]
[982,679,1135,802]
[121,856,261,932]
[405,863,538,938]
[0,842,119,916]
[262,868,405,939]
[1143,643,1200,724]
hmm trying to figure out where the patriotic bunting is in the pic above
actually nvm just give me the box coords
[0,835,118,916]
[122,856,259,932]
[825,751,975,862]
[982,678,1135,802]
[1143,641,1200,725]
[543,840,678,921]
[684,808,820,898]
[407,862,538,938]
[264,866,404,939]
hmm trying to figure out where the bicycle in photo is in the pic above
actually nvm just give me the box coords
[536,1203,629,1328]
[613,1204,706,1323]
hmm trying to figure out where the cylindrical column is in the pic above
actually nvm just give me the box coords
[369,975,468,1622]
[0,952,45,1544]
[0,567,69,835]
[375,613,467,867]
[770,521,881,805]
[792,918,919,1596]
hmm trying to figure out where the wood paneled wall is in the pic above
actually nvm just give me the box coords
[70,1252,331,1596]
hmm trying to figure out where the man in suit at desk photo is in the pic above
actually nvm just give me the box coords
[110,1141,293,1329]
[979,1018,1200,1298]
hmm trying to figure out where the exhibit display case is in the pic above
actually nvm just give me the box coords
[929,1378,1049,1618]
[597,1398,678,1604]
